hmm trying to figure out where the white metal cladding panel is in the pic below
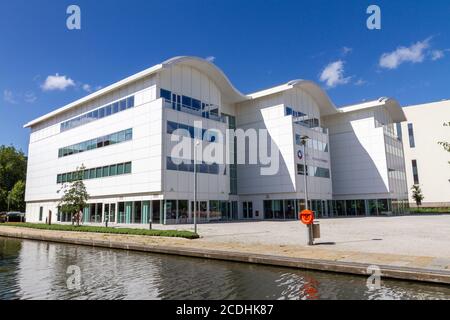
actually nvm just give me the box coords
[25,99,164,202]
[236,105,297,195]
[401,101,450,204]
[328,116,390,197]
[159,65,222,106]
[29,76,157,138]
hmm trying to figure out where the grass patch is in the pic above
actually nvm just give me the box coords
[408,207,450,214]
[0,222,199,239]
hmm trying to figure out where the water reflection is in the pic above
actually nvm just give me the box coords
[0,237,449,300]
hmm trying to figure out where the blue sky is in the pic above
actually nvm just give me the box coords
[1,0,450,153]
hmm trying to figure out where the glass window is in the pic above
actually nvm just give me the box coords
[104,135,110,146]
[160,89,172,101]
[89,168,96,179]
[125,129,133,140]
[119,100,126,111]
[110,133,118,144]
[105,105,112,116]
[102,166,109,177]
[117,163,124,175]
[112,103,119,114]
[110,164,117,176]
[408,123,416,148]
[127,96,134,108]
[412,160,420,184]
[57,174,62,184]
[83,170,89,180]
[97,137,104,148]
[124,162,132,174]
[118,130,126,142]
[96,167,102,178]
[99,108,105,118]
[192,99,201,110]
[182,96,192,108]
[133,201,142,224]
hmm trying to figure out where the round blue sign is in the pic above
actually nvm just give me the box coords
[297,149,303,160]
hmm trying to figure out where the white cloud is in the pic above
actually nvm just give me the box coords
[82,84,92,92]
[379,39,430,69]
[431,49,446,61]
[319,60,351,88]
[3,90,17,104]
[354,79,367,86]
[24,92,37,103]
[205,56,216,62]
[41,73,75,91]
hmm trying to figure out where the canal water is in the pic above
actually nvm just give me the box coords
[0,237,449,300]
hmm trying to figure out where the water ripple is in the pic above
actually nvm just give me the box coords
[0,237,449,300]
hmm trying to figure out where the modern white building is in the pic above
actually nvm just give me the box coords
[401,100,450,207]
[23,56,409,225]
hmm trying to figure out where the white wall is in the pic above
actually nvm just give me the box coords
[402,100,450,206]
[324,108,400,200]
[25,90,163,221]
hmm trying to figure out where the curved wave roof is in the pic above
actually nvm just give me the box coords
[24,56,405,127]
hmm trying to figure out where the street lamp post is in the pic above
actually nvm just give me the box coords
[193,139,200,234]
[300,135,314,246]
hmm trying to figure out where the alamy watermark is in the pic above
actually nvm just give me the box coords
[66,5,81,30]
[169,121,280,176]
[366,265,382,290]
[366,5,381,30]
[66,265,81,290]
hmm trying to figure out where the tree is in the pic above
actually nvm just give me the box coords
[0,145,27,211]
[411,185,424,207]
[7,180,26,212]
[438,122,450,163]
[58,165,89,226]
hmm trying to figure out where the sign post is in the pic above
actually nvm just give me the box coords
[300,209,315,245]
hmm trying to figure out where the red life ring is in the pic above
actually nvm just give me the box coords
[299,210,314,225]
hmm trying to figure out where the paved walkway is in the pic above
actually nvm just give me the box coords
[90,215,450,258]
[1,217,449,284]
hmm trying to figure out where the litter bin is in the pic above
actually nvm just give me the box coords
[312,223,321,239]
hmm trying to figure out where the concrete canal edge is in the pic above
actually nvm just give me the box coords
[1,228,449,285]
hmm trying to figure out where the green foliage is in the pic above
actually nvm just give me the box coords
[438,122,450,156]
[1,223,200,239]
[409,207,450,214]
[0,146,27,211]
[411,184,424,207]
[58,165,89,225]
[7,180,26,212]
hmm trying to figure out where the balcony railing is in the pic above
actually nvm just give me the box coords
[163,99,227,123]
[293,117,329,134]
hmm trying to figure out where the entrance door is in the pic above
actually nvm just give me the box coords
[243,202,254,219]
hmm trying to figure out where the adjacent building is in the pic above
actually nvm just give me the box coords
[23,56,409,225]
[401,100,450,207]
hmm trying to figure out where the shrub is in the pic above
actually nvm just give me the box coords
[0,222,199,239]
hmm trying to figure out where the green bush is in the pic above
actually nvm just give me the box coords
[409,207,450,214]
[0,222,199,239]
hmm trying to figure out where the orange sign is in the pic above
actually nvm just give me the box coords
[299,210,314,225]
